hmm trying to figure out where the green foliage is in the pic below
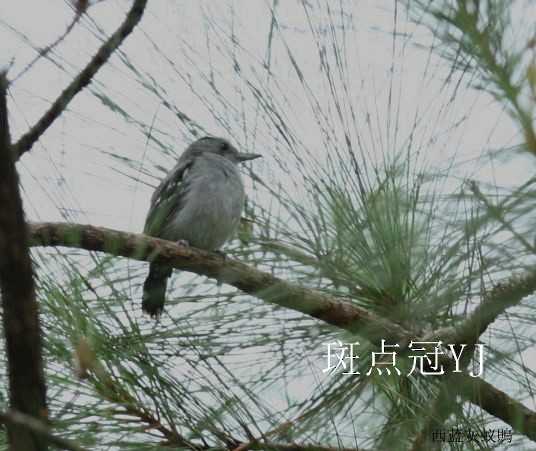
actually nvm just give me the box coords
[1,0,535,449]
[409,0,536,155]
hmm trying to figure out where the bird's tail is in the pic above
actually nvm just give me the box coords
[142,263,173,316]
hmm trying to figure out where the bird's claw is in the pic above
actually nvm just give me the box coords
[213,250,227,260]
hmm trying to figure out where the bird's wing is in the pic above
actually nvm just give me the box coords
[144,156,194,237]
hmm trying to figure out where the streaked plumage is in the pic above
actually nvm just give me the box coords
[142,137,261,316]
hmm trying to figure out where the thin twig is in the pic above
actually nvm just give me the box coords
[12,0,148,159]
[469,181,536,253]
[90,369,200,449]
[11,1,89,84]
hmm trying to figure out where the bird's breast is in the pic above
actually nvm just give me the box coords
[163,162,245,250]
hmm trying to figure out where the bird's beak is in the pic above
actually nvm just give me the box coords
[237,153,262,162]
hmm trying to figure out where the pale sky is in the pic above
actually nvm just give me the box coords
[1,0,535,446]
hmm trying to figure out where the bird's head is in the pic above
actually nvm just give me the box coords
[187,136,261,164]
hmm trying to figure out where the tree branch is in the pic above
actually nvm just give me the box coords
[29,222,412,346]
[250,443,363,451]
[0,75,48,450]
[0,410,88,451]
[411,270,536,449]
[454,271,536,346]
[12,0,148,159]
[90,370,199,449]
[27,221,536,442]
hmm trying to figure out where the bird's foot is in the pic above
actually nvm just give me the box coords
[177,239,190,247]
[213,250,227,260]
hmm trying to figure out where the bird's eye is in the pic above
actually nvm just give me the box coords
[218,142,228,154]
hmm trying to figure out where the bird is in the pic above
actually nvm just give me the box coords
[142,136,261,316]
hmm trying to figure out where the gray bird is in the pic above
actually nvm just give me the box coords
[142,136,261,316]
